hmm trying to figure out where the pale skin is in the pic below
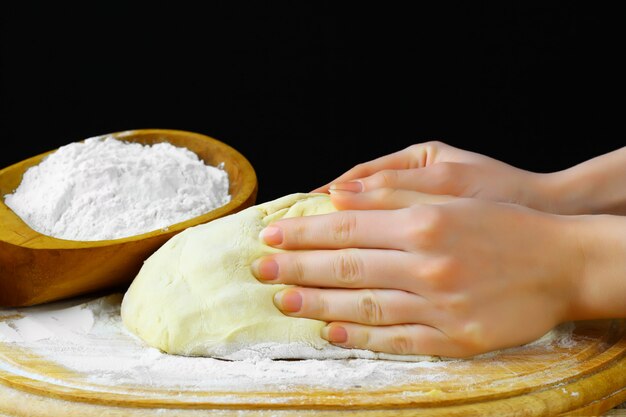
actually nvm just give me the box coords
[251,141,626,358]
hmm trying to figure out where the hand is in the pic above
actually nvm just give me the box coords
[314,141,561,213]
[251,191,581,357]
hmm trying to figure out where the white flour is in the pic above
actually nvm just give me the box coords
[0,295,576,393]
[0,295,452,392]
[4,136,230,241]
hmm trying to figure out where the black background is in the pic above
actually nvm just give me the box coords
[2,3,624,204]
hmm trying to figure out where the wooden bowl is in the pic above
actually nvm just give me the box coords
[0,129,257,307]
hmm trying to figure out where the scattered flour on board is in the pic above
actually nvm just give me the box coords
[0,295,577,393]
[4,135,230,241]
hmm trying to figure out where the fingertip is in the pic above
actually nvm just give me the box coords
[259,226,283,246]
[273,289,303,313]
[322,324,348,344]
[251,257,279,281]
[329,180,363,193]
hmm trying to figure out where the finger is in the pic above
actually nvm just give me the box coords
[260,209,412,250]
[312,152,414,193]
[252,249,424,292]
[273,288,433,326]
[330,188,455,210]
[322,322,468,358]
[329,163,469,198]
[313,142,449,193]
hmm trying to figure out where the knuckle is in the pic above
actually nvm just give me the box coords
[408,140,444,154]
[290,257,307,285]
[357,291,384,324]
[370,170,398,188]
[352,327,371,349]
[422,140,446,151]
[431,293,471,324]
[389,334,415,355]
[408,141,449,168]
[333,249,363,285]
[420,205,447,232]
[448,322,488,357]
[405,205,448,249]
[430,162,457,182]
[290,223,308,246]
[427,163,468,196]
[421,257,458,291]
[370,188,398,202]
[420,260,448,292]
[444,293,470,315]
[331,212,358,245]
[313,292,330,317]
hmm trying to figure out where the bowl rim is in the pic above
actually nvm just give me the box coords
[0,128,258,249]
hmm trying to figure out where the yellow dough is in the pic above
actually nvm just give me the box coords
[122,193,439,361]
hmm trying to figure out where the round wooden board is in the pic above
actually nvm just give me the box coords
[0,314,625,416]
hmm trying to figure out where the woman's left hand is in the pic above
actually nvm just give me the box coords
[251,190,582,358]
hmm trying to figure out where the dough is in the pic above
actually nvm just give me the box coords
[121,193,436,361]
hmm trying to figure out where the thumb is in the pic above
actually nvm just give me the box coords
[329,188,455,210]
[329,163,465,196]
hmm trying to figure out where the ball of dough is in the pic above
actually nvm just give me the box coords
[121,193,437,361]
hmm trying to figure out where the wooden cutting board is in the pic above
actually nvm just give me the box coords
[0,303,625,416]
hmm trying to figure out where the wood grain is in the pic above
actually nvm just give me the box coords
[0,319,625,416]
[0,129,257,307]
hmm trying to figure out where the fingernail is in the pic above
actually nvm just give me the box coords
[328,188,355,196]
[274,290,302,313]
[329,181,363,193]
[322,325,348,343]
[251,258,279,280]
[260,226,283,245]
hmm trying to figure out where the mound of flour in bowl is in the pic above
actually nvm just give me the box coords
[4,135,230,241]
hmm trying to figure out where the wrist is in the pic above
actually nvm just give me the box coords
[566,214,626,321]
[525,172,574,214]
[547,169,591,215]
[528,169,597,215]
[539,152,626,215]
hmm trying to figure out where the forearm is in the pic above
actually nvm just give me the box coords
[546,147,626,215]
[566,214,626,321]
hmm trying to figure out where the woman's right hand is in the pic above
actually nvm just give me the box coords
[314,141,562,213]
